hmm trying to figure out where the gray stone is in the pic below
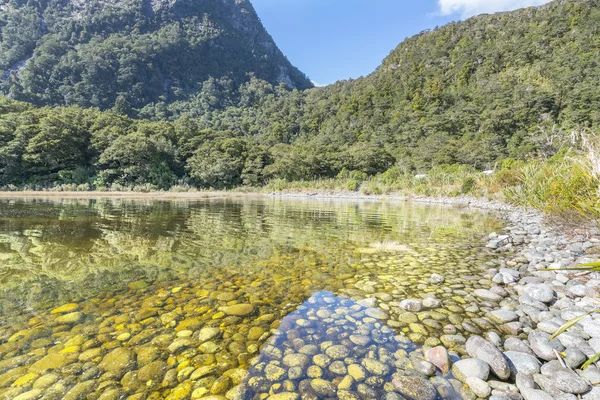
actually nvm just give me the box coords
[451,358,490,383]
[504,338,535,356]
[504,351,542,376]
[528,331,565,361]
[565,348,587,369]
[524,284,554,303]
[466,377,491,398]
[521,388,554,400]
[552,370,590,394]
[474,289,504,302]
[400,299,423,312]
[488,310,519,324]
[466,336,510,380]
[515,373,536,390]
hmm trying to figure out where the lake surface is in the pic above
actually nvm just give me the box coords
[0,195,504,399]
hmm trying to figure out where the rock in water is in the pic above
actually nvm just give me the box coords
[426,346,452,374]
[392,375,437,400]
[219,304,255,316]
[466,336,510,380]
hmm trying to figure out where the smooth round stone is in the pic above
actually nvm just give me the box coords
[466,377,491,398]
[219,304,255,316]
[365,308,389,320]
[523,284,554,303]
[504,351,542,376]
[400,299,423,312]
[488,310,519,324]
[51,303,79,314]
[328,361,347,375]
[282,354,309,368]
[310,379,337,397]
[423,298,442,309]
[564,348,587,369]
[520,388,554,400]
[348,364,366,381]
[325,345,350,360]
[198,328,221,342]
[465,336,510,380]
[361,358,390,376]
[392,375,437,400]
[55,312,83,324]
[504,338,534,356]
[349,335,370,346]
[528,331,564,361]
[451,358,490,383]
[307,365,323,378]
[552,370,590,394]
[98,347,134,376]
[264,364,286,381]
[474,289,503,302]
[426,346,451,374]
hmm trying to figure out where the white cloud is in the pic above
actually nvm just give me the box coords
[438,0,551,18]
[311,80,325,87]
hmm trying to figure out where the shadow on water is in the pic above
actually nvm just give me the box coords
[242,291,461,400]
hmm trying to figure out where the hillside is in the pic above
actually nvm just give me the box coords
[0,0,599,191]
[0,0,312,111]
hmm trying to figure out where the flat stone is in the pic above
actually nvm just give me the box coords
[219,304,255,316]
[504,351,542,376]
[552,370,589,394]
[364,308,388,319]
[399,299,423,312]
[528,331,564,361]
[55,312,83,324]
[451,358,490,383]
[488,310,519,324]
[466,377,491,398]
[198,327,221,342]
[466,336,510,380]
[50,303,79,314]
[521,388,554,400]
[474,289,504,302]
[98,347,135,376]
[392,374,437,400]
[524,284,554,303]
[361,358,390,376]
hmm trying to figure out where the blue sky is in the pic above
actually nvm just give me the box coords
[251,0,551,86]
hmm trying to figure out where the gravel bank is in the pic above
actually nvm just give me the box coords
[266,191,600,399]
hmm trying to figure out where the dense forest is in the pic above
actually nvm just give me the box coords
[0,0,312,110]
[0,0,599,190]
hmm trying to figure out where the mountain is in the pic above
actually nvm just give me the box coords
[0,0,312,110]
[1,0,599,189]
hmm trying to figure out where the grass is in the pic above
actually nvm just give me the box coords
[2,149,599,222]
[262,151,600,222]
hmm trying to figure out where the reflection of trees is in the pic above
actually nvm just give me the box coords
[0,197,502,310]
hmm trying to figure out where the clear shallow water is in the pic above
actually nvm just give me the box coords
[0,195,504,399]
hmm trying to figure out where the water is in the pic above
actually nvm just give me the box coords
[0,195,504,399]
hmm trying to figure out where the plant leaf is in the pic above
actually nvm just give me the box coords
[582,352,600,370]
[549,313,592,341]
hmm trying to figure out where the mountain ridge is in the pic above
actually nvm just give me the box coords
[0,0,312,110]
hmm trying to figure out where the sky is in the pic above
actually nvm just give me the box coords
[251,0,552,86]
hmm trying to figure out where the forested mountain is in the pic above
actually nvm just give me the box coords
[0,0,599,189]
[0,0,312,110]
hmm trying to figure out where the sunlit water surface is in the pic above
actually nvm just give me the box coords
[0,195,504,399]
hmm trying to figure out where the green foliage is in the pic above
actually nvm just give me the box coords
[0,0,312,110]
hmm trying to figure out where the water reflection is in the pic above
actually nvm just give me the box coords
[0,195,503,399]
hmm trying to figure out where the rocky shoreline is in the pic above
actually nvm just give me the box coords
[264,191,600,399]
